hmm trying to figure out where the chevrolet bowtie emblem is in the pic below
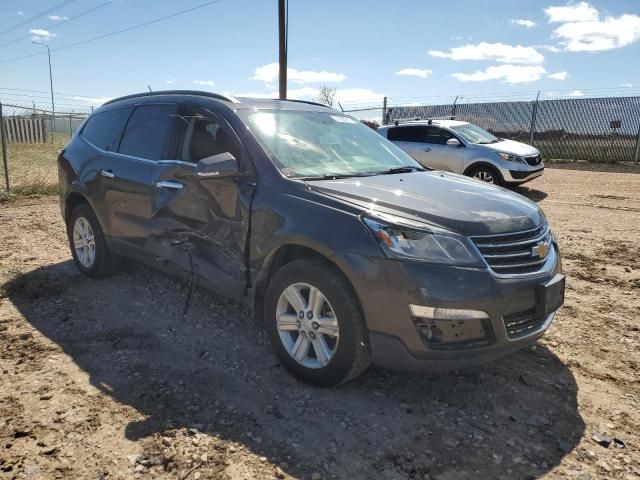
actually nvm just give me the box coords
[532,241,550,258]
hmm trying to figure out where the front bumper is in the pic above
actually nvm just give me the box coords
[340,245,563,372]
[502,166,544,184]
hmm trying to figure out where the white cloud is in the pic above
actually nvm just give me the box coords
[548,71,568,80]
[544,2,599,23]
[250,62,346,84]
[552,14,640,52]
[165,79,176,84]
[452,64,547,84]
[17,10,23,15]
[620,82,633,88]
[194,80,215,87]
[30,29,57,41]
[512,19,536,28]
[72,96,112,105]
[567,89,585,96]
[395,68,433,78]
[429,42,544,64]
[48,15,68,21]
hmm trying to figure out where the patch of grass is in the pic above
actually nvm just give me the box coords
[1,141,65,198]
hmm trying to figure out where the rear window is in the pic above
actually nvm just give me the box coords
[387,126,427,142]
[118,104,177,160]
[81,107,133,151]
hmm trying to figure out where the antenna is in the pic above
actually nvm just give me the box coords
[147,85,152,92]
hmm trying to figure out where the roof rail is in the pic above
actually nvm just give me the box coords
[103,90,240,106]
[393,115,456,126]
[280,98,333,109]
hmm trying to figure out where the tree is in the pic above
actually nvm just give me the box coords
[315,84,336,107]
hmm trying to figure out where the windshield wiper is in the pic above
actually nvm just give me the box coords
[374,166,426,175]
[296,172,374,181]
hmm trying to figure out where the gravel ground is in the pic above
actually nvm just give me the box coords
[1,166,638,480]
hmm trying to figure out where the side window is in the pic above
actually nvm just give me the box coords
[387,126,427,143]
[174,106,240,163]
[118,104,177,160]
[81,107,133,151]
[426,127,455,145]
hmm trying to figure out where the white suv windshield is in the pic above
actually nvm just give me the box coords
[244,110,421,178]
[452,123,501,144]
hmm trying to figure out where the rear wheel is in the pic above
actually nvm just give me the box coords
[264,259,371,387]
[468,165,503,186]
[67,203,120,278]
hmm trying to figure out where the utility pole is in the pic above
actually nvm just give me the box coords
[33,41,55,143]
[278,0,287,99]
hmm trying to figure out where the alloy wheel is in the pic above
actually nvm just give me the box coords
[473,170,495,183]
[276,282,340,369]
[72,216,96,268]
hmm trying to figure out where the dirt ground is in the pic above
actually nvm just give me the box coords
[0,166,638,480]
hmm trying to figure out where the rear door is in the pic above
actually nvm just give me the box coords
[106,103,177,248]
[422,126,464,172]
[386,125,432,167]
[146,103,255,299]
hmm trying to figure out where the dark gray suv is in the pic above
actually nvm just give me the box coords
[58,90,564,387]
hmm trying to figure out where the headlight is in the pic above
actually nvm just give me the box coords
[498,152,526,164]
[362,214,482,266]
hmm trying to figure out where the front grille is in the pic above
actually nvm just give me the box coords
[471,224,552,275]
[503,308,545,338]
[524,155,542,166]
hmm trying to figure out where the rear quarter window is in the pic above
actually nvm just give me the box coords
[81,107,133,151]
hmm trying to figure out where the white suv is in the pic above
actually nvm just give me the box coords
[378,119,544,186]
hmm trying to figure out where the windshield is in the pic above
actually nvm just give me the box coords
[452,123,500,144]
[242,110,421,179]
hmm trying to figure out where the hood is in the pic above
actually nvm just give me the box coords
[306,171,544,236]
[476,139,539,157]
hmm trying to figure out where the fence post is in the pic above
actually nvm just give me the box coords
[0,102,9,192]
[382,96,387,125]
[452,96,458,117]
[69,114,73,138]
[634,121,640,165]
[529,91,540,146]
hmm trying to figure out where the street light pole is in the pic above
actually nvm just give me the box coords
[32,41,55,143]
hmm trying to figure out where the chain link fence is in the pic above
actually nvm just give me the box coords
[380,94,640,164]
[0,103,89,196]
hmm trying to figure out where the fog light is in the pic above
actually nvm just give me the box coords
[409,304,489,320]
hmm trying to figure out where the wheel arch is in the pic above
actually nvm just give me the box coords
[463,162,504,183]
[65,191,92,222]
[252,243,363,325]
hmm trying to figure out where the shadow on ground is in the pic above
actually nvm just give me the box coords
[511,184,548,203]
[4,261,585,480]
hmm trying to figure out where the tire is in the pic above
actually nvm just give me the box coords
[67,203,120,278]
[467,165,503,186]
[264,259,371,387]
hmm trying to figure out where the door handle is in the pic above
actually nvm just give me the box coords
[423,147,432,152]
[100,169,115,178]
[156,180,184,190]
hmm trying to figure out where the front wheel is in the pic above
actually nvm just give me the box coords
[264,259,371,387]
[467,165,503,186]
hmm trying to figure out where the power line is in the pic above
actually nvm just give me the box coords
[0,86,106,101]
[0,0,226,65]
[0,0,76,37]
[0,1,114,49]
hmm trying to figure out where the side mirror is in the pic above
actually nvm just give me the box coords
[195,152,238,178]
[446,138,461,147]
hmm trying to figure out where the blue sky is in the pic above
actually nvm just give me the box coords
[1,0,639,113]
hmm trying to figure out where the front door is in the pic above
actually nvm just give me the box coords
[421,126,464,172]
[147,104,254,299]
